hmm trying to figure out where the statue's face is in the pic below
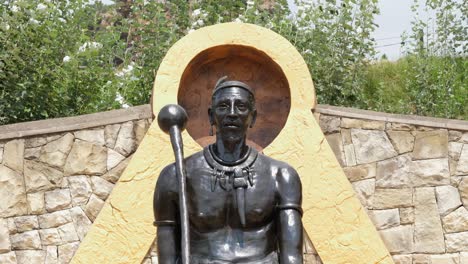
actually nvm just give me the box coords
[210,87,256,140]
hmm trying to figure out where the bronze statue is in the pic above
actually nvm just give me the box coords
[154,78,303,263]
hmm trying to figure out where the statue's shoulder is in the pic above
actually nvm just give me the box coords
[257,152,299,176]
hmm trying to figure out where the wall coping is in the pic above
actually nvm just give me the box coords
[0,104,466,141]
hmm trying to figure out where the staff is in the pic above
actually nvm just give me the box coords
[157,104,190,264]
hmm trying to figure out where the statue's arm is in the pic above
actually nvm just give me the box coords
[153,165,180,264]
[277,166,303,264]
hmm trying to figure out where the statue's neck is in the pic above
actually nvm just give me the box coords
[213,135,248,164]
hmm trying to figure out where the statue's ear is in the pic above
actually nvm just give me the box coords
[208,107,214,125]
[250,109,257,128]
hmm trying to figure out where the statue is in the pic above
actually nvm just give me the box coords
[154,77,303,264]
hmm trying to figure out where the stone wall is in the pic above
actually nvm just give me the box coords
[0,104,467,264]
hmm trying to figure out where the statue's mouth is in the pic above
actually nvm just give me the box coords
[223,123,240,128]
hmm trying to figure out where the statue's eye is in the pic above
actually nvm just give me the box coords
[237,104,247,110]
[217,103,228,109]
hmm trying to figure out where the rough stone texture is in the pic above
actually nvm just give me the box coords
[412,130,448,160]
[372,188,413,209]
[74,128,105,146]
[367,209,400,230]
[461,133,468,143]
[14,215,39,233]
[319,115,340,134]
[376,154,411,188]
[410,158,450,186]
[461,252,468,264]
[343,144,357,166]
[114,121,136,156]
[456,145,468,175]
[84,194,105,221]
[351,179,375,208]
[446,232,468,252]
[430,254,460,264]
[414,188,445,253]
[64,140,107,176]
[399,207,414,224]
[10,230,41,250]
[104,124,121,149]
[58,222,79,243]
[0,165,27,217]
[38,210,72,229]
[435,185,462,215]
[392,255,412,264]
[68,176,92,206]
[378,225,413,254]
[58,242,79,263]
[449,130,463,141]
[39,133,74,168]
[341,118,385,130]
[46,245,58,263]
[6,218,16,234]
[449,142,464,160]
[24,146,41,160]
[69,207,92,241]
[26,192,45,215]
[3,139,24,172]
[460,177,468,206]
[107,148,126,171]
[343,163,376,182]
[351,129,397,164]
[24,160,64,193]
[442,206,468,233]
[325,133,345,166]
[0,219,10,253]
[90,176,113,200]
[0,252,16,263]
[15,250,46,264]
[45,189,72,212]
[134,119,150,144]
[39,228,61,246]
[101,156,131,183]
[387,131,415,154]
[0,147,3,163]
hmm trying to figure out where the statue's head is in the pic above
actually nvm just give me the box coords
[208,77,257,141]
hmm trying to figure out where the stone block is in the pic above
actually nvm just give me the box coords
[351,129,397,164]
[68,176,92,206]
[104,124,121,149]
[351,179,375,208]
[15,250,46,264]
[372,188,413,209]
[319,115,340,134]
[58,242,79,264]
[461,132,468,143]
[107,148,126,171]
[449,142,464,160]
[38,210,72,229]
[24,160,64,193]
[74,128,105,146]
[442,206,468,233]
[0,165,27,217]
[390,123,415,131]
[325,133,345,166]
[376,154,411,188]
[91,176,114,200]
[45,245,58,263]
[430,254,460,264]
[392,254,412,264]
[64,140,107,176]
[399,207,414,224]
[69,206,92,241]
[343,144,357,166]
[449,130,463,141]
[39,133,74,169]
[39,228,61,246]
[343,163,376,182]
[3,139,24,172]
[387,131,415,154]
[461,252,468,264]
[6,218,16,235]
[367,209,400,230]
[85,194,105,221]
[0,219,10,253]
[10,230,41,250]
[410,158,450,187]
[102,156,131,183]
[45,189,72,212]
[58,222,79,243]
[412,254,431,264]
[435,185,462,215]
[0,147,3,163]
[24,146,41,160]
[414,187,445,253]
[341,118,385,130]
[114,121,136,156]
[378,225,413,254]
[460,177,468,206]
[341,128,352,145]
[14,215,39,233]
[25,136,48,148]
[134,119,150,144]
[27,192,45,215]
[0,252,16,264]
[446,231,468,252]
[412,130,448,160]
[456,145,468,175]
